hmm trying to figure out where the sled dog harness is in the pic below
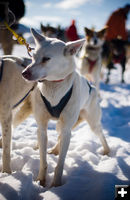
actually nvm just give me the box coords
[87,80,93,94]
[0,59,35,109]
[12,85,35,109]
[40,85,73,118]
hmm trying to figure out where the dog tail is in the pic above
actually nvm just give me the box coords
[13,95,32,127]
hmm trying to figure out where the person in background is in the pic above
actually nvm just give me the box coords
[65,19,79,41]
[103,4,130,83]
[105,4,130,41]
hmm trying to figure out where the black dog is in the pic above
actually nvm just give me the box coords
[0,0,25,25]
[0,0,25,54]
[102,39,127,83]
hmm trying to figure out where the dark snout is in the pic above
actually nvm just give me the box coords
[94,38,97,45]
[22,68,32,80]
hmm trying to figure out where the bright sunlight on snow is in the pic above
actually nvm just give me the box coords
[0,36,130,200]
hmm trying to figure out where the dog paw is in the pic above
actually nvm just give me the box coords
[48,148,59,155]
[2,168,11,174]
[103,148,110,155]
[98,147,110,156]
[51,180,62,187]
[33,143,39,150]
[40,180,46,187]
[36,177,46,187]
[121,79,125,83]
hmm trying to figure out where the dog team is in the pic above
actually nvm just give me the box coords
[0,1,129,187]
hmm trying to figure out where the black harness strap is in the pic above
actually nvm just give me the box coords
[40,85,73,118]
[0,58,35,109]
[0,59,4,82]
[87,80,93,94]
[12,85,35,109]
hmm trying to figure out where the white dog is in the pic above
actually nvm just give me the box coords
[22,29,110,187]
[79,27,107,92]
[0,56,34,173]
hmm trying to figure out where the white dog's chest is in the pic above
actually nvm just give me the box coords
[40,85,73,118]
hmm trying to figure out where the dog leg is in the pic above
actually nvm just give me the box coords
[93,124,110,155]
[49,115,81,156]
[73,115,84,129]
[52,127,71,187]
[85,112,109,154]
[36,124,48,187]
[121,58,126,83]
[1,111,12,173]
[95,78,100,95]
[48,122,62,155]
[48,135,60,155]
[0,137,2,148]
[105,69,110,83]
[83,97,110,155]
[105,61,115,83]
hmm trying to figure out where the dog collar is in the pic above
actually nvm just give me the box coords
[52,79,65,82]
[38,78,65,83]
[13,84,36,109]
[40,85,73,118]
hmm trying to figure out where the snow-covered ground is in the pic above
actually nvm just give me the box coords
[0,43,130,200]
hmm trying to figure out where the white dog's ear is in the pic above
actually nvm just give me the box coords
[64,39,85,56]
[31,28,45,44]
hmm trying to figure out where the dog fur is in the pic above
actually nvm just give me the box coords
[0,55,34,173]
[79,27,107,92]
[41,23,66,41]
[22,29,110,187]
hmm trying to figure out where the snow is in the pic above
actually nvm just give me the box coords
[0,41,130,200]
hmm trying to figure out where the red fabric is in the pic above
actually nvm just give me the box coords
[66,21,79,41]
[105,8,128,41]
[87,58,97,73]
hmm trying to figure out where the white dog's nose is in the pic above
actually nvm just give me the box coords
[22,69,32,80]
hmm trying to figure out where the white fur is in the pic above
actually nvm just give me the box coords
[0,56,34,173]
[79,29,105,92]
[22,29,110,187]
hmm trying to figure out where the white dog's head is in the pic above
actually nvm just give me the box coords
[22,28,85,82]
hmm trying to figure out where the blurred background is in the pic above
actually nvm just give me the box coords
[20,0,130,36]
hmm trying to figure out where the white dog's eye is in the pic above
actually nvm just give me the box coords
[41,57,50,63]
